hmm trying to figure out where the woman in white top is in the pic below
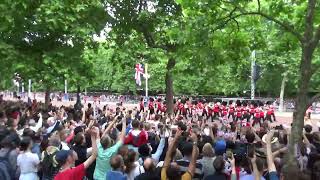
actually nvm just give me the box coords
[124,149,144,180]
[17,136,40,180]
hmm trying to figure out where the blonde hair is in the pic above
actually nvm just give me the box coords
[202,143,215,157]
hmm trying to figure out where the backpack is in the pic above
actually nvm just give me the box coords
[0,149,14,180]
[40,149,59,180]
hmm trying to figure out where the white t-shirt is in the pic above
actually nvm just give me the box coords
[17,151,40,174]
[126,161,144,180]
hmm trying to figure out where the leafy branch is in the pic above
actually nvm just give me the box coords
[218,1,304,43]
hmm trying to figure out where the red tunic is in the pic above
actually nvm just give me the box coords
[229,105,235,113]
[254,108,260,118]
[148,101,154,110]
[221,105,228,116]
[213,104,219,113]
[236,106,242,117]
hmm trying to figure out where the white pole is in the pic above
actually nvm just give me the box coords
[145,63,148,98]
[251,50,256,99]
[64,79,67,94]
[93,102,96,119]
[279,72,288,112]
[22,83,24,93]
[28,79,31,98]
[17,83,20,96]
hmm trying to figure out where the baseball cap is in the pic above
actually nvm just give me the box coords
[214,139,226,155]
[55,150,73,165]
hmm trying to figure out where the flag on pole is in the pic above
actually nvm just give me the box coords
[135,63,144,86]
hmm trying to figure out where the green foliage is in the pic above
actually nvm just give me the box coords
[0,0,108,91]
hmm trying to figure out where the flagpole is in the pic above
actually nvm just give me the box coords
[28,79,31,98]
[145,63,148,98]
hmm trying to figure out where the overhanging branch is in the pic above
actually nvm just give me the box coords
[224,11,304,43]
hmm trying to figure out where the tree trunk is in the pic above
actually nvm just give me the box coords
[44,87,50,110]
[283,46,313,177]
[165,57,176,116]
[74,85,82,111]
[279,72,288,112]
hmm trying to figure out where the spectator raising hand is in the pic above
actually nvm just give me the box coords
[265,130,279,180]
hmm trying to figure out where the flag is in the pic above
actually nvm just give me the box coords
[135,63,144,86]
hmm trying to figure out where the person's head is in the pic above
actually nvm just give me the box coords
[74,126,84,135]
[143,157,156,172]
[22,128,35,139]
[48,133,61,148]
[1,133,19,149]
[213,156,225,173]
[202,143,215,157]
[246,131,256,143]
[110,155,124,171]
[181,142,193,158]
[74,132,85,146]
[132,119,140,129]
[47,117,56,127]
[312,132,320,146]
[55,150,78,167]
[124,149,137,173]
[101,134,112,149]
[166,162,182,180]
[88,103,92,108]
[304,125,312,133]
[118,145,129,157]
[138,143,152,157]
[19,136,33,151]
[144,123,151,131]
[57,125,67,141]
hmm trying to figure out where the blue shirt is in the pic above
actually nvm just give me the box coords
[106,170,127,180]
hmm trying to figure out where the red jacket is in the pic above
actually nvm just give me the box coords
[124,130,148,147]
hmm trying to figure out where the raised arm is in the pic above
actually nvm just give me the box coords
[151,135,166,163]
[266,130,279,180]
[30,113,43,132]
[251,154,260,180]
[188,133,199,177]
[84,127,99,169]
[119,117,127,142]
[163,130,182,167]
[101,116,117,138]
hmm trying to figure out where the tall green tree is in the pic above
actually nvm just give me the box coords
[0,0,108,106]
[183,0,320,174]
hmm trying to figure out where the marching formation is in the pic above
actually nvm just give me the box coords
[141,98,276,127]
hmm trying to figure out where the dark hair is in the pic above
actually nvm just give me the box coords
[138,144,150,157]
[124,149,136,173]
[166,164,182,180]
[88,103,92,108]
[246,131,255,143]
[213,156,225,172]
[132,119,140,129]
[182,142,193,157]
[304,125,312,133]
[23,128,35,139]
[74,132,85,146]
[20,136,32,151]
